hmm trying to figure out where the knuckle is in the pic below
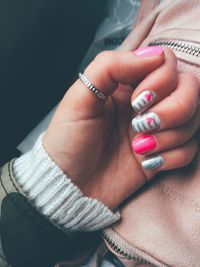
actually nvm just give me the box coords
[181,153,193,166]
[87,51,114,76]
[164,47,177,68]
[163,65,178,88]
[174,97,196,122]
[164,47,177,59]
[180,140,197,166]
[179,151,193,167]
[184,73,200,92]
[174,74,200,119]
[158,48,178,88]
[94,50,115,65]
[170,130,186,145]
[172,98,189,122]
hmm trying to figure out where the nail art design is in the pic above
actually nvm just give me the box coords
[132,90,157,113]
[142,155,164,170]
[132,112,160,132]
[132,134,157,154]
[134,46,164,57]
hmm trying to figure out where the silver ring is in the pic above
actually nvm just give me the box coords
[78,72,108,102]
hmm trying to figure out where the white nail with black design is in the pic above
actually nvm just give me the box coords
[132,112,160,132]
[132,90,157,113]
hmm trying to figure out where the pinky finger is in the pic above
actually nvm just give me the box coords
[142,138,198,176]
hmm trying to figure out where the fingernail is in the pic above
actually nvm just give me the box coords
[134,46,164,57]
[132,134,157,154]
[132,90,157,113]
[132,112,160,132]
[142,155,164,170]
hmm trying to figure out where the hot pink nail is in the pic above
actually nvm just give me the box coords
[132,134,157,154]
[134,46,164,57]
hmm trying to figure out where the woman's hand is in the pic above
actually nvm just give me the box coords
[43,46,200,209]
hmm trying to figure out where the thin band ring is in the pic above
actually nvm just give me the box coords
[78,72,108,102]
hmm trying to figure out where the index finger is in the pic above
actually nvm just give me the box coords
[63,47,165,114]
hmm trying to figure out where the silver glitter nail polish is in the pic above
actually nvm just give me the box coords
[131,90,157,113]
[142,155,164,170]
[132,112,160,132]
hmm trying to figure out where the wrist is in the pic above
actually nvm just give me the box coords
[13,133,120,231]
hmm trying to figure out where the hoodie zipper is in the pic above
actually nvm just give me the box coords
[102,231,148,263]
[149,39,200,58]
[102,229,168,267]
[102,41,199,267]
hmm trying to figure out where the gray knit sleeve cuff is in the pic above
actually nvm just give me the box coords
[13,133,120,232]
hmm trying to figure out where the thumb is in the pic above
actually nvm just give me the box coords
[62,46,165,115]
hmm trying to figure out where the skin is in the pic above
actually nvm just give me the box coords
[43,48,200,210]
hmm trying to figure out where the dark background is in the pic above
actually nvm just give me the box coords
[0,0,107,165]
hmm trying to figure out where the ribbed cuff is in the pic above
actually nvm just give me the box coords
[13,133,120,232]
